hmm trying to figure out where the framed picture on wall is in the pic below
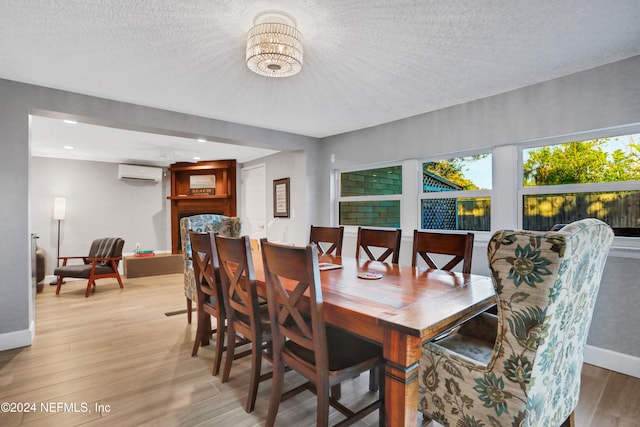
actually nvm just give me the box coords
[189,174,216,196]
[273,177,290,218]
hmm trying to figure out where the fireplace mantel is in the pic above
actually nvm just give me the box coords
[167,160,237,253]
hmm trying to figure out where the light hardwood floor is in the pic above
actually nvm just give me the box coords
[0,274,638,426]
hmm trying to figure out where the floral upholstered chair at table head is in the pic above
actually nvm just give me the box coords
[179,214,241,323]
[418,218,613,427]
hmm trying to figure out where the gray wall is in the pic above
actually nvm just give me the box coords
[0,78,317,349]
[244,150,310,246]
[316,56,640,361]
[30,157,171,276]
[317,56,640,213]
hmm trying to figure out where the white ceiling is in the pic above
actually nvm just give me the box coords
[30,116,280,166]
[2,0,640,165]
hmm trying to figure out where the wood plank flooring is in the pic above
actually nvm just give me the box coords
[0,274,638,426]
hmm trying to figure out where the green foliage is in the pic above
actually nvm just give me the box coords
[424,155,488,190]
[523,138,640,186]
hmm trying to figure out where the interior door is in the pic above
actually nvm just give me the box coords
[241,164,267,240]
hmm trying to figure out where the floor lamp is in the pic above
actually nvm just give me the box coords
[50,197,66,286]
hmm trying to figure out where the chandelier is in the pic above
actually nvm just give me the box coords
[246,11,303,78]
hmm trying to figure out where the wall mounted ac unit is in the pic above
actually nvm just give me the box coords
[117,164,163,183]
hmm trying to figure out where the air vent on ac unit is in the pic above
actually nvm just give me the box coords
[117,164,162,182]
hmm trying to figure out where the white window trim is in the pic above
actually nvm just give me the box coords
[516,124,640,254]
[522,180,640,196]
[336,161,404,231]
[417,150,493,235]
[420,189,492,199]
[331,123,640,257]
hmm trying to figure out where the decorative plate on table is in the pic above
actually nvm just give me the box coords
[357,271,383,280]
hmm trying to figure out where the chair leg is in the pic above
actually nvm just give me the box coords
[560,412,575,427]
[316,381,330,427]
[245,336,262,413]
[192,311,208,356]
[201,314,211,347]
[55,276,64,295]
[265,356,285,427]
[369,367,379,392]
[221,324,237,383]
[186,297,192,324]
[378,361,385,426]
[212,316,226,376]
[330,384,341,400]
[85,279,93,298]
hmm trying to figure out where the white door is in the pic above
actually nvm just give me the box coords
[241,164,267,240]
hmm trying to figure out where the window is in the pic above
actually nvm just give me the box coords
[338,165,402,227]
[522,132,640,236]
[420,154,492,231]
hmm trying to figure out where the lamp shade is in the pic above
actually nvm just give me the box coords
[53,197,66,220]
[246,11,303,78]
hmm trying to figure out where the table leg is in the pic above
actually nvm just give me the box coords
[383,328,422,427]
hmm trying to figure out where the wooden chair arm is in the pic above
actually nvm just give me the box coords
[86,256,122,266]
[86,256,122,261]
[58,255,90,266]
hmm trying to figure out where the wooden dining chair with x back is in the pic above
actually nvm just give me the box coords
[411,230,474,273]
[355,226,402,393]
[309,225,344,256]
[189,231,231,376]
[261,239,385,427]
[355,227,402,264]
[215,234,272,413]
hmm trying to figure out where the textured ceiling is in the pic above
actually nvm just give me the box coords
[2,0,640,165]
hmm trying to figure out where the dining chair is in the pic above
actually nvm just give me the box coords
[215,234,272,413]
[189,231,239,376]
[309,225,344,256]
[355,227,402,263]
[261,239,385,427]
[355,226,401,392]
[418,218,614,427]
[180,214,241,324]
[411,230,474,273]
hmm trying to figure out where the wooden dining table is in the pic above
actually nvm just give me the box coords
[250,250,496,427]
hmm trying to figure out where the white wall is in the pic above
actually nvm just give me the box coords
[243,150,308,246]
[30,157,171,277]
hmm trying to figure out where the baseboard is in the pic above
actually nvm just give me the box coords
[584,344,640,378]
[0,321,34,351]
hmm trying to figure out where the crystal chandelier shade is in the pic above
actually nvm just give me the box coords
[246,12,303,78]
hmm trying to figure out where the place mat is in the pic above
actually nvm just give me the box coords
[318,262,343,271]
[357,271,383,280]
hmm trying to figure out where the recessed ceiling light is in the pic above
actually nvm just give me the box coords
[63,146,74,150]
[196,138,207,142]
[193,156,201,160]
[63,120,77,124]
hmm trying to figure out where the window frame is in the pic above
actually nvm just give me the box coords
[418,150,493,233]
[336,161,403,229]
[517,124,640,249]
[330,124,640,256]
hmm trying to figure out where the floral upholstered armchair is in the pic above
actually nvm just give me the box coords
[180,214,241,323]
[418,218,613,427]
